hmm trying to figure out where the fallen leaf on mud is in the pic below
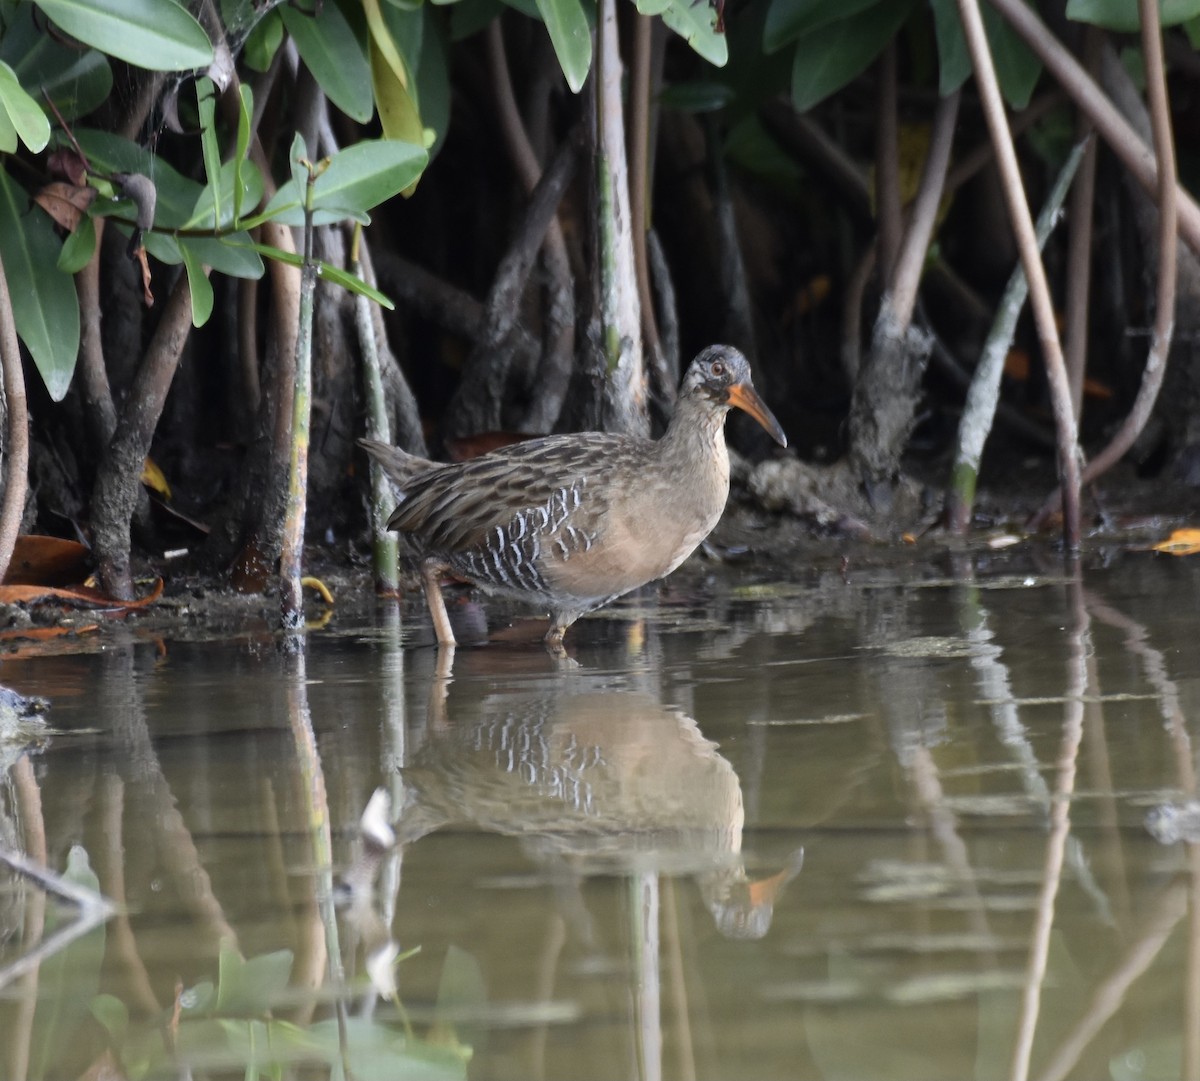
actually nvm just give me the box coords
[1151,528,1200,556]
[0,625,102,658]
[2,535,91,586]
[0,577,163,610]
[0,625,100,643]
[141,457,172,499]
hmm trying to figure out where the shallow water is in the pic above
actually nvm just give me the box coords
[1,548,1199,1081]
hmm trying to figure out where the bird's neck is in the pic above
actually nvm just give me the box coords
[657,392,730,479]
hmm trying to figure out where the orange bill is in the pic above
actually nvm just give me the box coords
[728,381,787,447]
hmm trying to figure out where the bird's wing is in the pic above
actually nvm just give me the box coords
[387,432,637,552]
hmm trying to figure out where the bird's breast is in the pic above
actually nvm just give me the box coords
[539,452,730,602]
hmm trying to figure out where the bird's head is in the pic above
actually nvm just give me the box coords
[682,346,787,448]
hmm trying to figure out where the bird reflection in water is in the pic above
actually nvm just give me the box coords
[341,686,803,967]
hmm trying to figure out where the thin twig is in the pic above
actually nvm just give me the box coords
[875,42,902,278]
[889,89,960,327]
[955,0,1081,548]
[987,0,1200,255]
[1064,29,1102,419]
[1030,0,1178,530]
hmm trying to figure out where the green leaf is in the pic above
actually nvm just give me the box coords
[250,138,427,227]
[724,114,807,192]
[141,229,183,265]
[281,2,374,123]
[985,5,1041,109]
[215,945,294,1017]
[371,37,425,147]
[196,76,222,231]
[374,0,449,159]
[0,61,50,152]
[316,138,428,210]
[1066,0,1200,30]
[415,7,451,158]
[364,0,413,89]
[184,157,264,230]
[234,83,253,225]
[316,259,396,307]
[0,169,80,400]
[90,994,129,1045]
[289,130,309,199]
[763,0,882,54]
[239,240,396,307]
[33,0,214,72]
[658,0,728,66]
[658,79,736,112]
[243,8,284,72]
[0,100,15,153]
[931,0,1042,108]
[500,0,540,17]
[0,3,112,121]
[57,214,97,273]
[789,0,913,112]
[534,0,591,93]
[181,242,213,327]
[181,234,264,279]
[450,0,504,40]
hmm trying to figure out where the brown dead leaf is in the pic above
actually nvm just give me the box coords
[1151,528,1200,556]
[0,624,100,644]
[34,181,96,232]
[0,577,163,610]
[132,245,154,307]
[2,535,92,586]
[48,146,89,186]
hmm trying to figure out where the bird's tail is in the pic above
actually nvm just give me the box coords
[358,438,438,491]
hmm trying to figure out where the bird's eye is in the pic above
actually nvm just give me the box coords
[711,360,725,377]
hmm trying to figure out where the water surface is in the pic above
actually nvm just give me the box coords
[1,549,1199,1081]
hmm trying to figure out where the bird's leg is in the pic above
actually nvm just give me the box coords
[543,612,577,655]
[420,560,456,647]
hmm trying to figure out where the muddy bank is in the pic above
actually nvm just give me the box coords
[4,454,1197,655]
